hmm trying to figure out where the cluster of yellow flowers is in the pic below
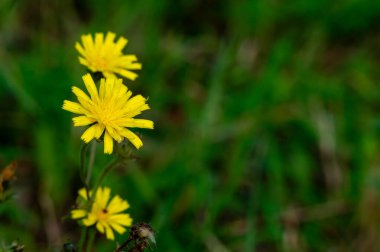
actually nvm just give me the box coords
[63,32,154,241]
[63,31,154,154]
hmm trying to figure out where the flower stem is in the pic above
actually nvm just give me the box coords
[86,228,96,252]
[94,158,119,194]
[114,237,133,252]
[79,143,90,198]
[78,227,88,251]
[85,156,120,211]
[86,141,97,185]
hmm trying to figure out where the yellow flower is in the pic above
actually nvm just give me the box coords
[62,74,154,154]
[76,32,142,81]
[71,187,133,240]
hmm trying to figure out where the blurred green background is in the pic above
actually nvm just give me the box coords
[1,0,380,251]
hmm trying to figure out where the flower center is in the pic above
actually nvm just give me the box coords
[93,101,115,125]
[92,56,108,71]
[97,208,108,221]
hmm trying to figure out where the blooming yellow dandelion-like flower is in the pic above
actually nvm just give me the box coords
[62,73,154,154]
[76,32,142,81]
[71,187,132,240]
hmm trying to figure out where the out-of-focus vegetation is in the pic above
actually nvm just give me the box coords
[1,0,380,251]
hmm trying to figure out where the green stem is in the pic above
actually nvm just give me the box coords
[79,143,88,183]
[86,228,96,252]
[84,157,120,211]
[114,237,133,252]
[80,143,90,198]
[78,227,88,252]
[86,141,97,185]
[93,158,120,195]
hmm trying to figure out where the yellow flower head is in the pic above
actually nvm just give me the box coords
[62,74,154,154]
[76,32,142,81]
[71,187,132,240]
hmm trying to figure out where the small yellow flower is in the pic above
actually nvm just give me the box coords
[62,74,154,154]
[76,32,142,81]
[71,187,133,240]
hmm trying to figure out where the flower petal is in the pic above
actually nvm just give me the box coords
[81,34,94,54]
[109,222,126,234]
[124,95,149,114]
[83,213,97,226]
[62,101,85,114]
[108,214,133,226]
[94,33,104,51]
[106,126,123,142]
[72,86,91,106]
[118,128,143,149]
[75,42,86,56]
[107,195,130,214]
[118,119,154,129]
[73,116,96,126]
[96,221,105,234]
[94,123,105,139]
[114,37,128,53]
[104,32,116,48]
[71,209,87,219]
[103,131,114,154]
[81,124,98,143]
[116,69,138,81]
[118,55,138,62]
[105,224,115,240]
[96,187,111,209]
[82,74,99,102]
[78,188,90,200]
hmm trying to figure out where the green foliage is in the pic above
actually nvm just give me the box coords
[1,0,380,251]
